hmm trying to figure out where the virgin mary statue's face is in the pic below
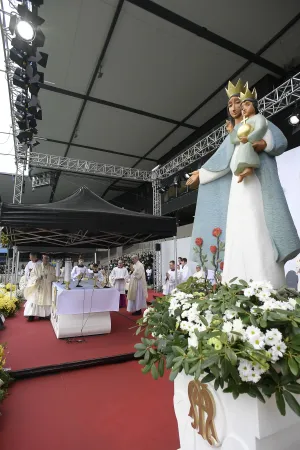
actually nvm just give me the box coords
[228,95,242,119]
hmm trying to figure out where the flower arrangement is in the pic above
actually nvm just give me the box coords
[0,283,21,317]
[0,233,10,248]
[135,276,300,417]
[0,344,11,404]
[194,228,225,284]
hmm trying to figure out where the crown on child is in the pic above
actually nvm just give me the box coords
[225,79,245,98]
[239,82,257,102]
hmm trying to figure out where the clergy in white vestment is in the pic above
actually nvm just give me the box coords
[24,252,42,281]
[87,263,104,285]
[24,254,56,322]
[71,256,88,281]
[181,258,191,283]
[163,260,180,295]
[127,255,148,316]
[109,260,129,308]
[193,264,205,280]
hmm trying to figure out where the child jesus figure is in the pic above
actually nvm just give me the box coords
[229,83,268,183]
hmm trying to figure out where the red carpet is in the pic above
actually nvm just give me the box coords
[2,310,140,371]
[0,361,180,450]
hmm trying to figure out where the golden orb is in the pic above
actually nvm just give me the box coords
[237,122,253,138]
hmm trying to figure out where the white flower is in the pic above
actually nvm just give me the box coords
[260,299,276,311]
[258,290,272,302]
[249,334,265,350]
[222,321,233,333]
[272,341,287,357]
[288,298,297,308]
[232,318,244,333]
[265,329,282,346]
[247,371,261,383]
[204,310,213,325]
[238,359,252,378]
[224,309,236,320]
[188,332,198,349]
[245,326,261,339]
[235,301,241,307]
[244,287,256,298]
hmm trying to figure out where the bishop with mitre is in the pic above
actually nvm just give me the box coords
[109,260,129,307]
[24,254,56,322]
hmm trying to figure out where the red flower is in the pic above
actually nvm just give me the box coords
[210,245,217,254]
[195,237,203,247]
[212,227,222,237]
[220,261,224,270]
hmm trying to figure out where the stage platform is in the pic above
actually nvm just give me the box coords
[2,309,140,373]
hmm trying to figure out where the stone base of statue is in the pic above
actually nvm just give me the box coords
[174,373,300,450]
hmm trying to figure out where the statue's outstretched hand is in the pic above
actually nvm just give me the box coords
[226,120,234,133]
[252,139,267,153]
[186,170,199,187]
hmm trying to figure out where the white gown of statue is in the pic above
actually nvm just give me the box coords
[201,130,286,289]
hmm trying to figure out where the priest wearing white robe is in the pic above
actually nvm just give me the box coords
[24,254,56,322]
[127,255,148,316]
[24,253,41,281]
[71,257,88,281]
[193,265,205,280]
[163,260,179,295]
[109,260,129,308]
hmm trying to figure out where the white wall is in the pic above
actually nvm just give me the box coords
[276,146,300,275]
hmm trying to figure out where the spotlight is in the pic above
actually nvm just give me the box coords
[184,173,191,180]
[17,130,33,143]
[17,4,45,27]
[288,114,300,126]
[152,164,161,172]
[173,176,178,186]
[15,20,35,42]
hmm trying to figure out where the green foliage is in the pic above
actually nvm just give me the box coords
[134,278,300,417]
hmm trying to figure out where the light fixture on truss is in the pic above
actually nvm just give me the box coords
[31,171,55,191]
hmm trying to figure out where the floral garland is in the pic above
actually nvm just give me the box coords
[0,344,11,404]
[134,230,300,417]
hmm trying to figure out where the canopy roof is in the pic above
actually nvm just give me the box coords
[0,186,176,248]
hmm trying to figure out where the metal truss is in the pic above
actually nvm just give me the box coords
[158,71,300,179]
[0,0,27,203]
[151,173,163,291]
[29,151,152,182]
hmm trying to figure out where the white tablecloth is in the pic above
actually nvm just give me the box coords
[53,281,120,315]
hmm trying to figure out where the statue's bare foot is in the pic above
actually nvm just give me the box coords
[237,167,254,183]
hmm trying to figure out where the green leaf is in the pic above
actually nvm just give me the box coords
[142,364,152,374]
[275,390,286,416]
[262,384,276,397]
[286,383,300,394]
[225,347,237,366]
[221,358,231,379]
[214,378,220,390]
[158,358,165,377]
[134,350,146,358]
[201,373,215,383]
[249,386,265,404]
[259,319,267,328]
[288,358,299,376]
[230,366,240,384]
[144,350,150,362]
[136,326,141,335]
[169,369,179,381]
[149,348,156,355]
[151,364,159,380]
[173,358,184,371]
[183,359,189,375]
[166,354,175,369]
[283,390,300,416]
[134,343,146,350]
[172,346,186,356]
[250,315,258,327]
[201,355,219,370]
[195,362,202,380]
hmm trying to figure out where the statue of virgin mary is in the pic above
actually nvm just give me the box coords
[189,80,300,288]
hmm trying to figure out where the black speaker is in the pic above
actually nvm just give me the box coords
[7,248,13,258]
[155,243,161,252]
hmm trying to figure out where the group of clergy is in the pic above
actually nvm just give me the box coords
[163,257,207,295]
[22,253,148,321]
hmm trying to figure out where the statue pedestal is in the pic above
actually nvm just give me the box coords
[174,373,300,450]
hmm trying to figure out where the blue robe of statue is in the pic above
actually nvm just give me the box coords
[190,121,300,268]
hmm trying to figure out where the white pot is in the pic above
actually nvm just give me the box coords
[174,372,300,450]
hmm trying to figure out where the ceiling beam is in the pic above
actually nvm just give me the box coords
[43,137,157,162]
[127,0,285,76]
[49,0,126,203]
[103,13,300,199]
[40,84,197,130]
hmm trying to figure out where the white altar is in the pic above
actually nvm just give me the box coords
[51,281,120,339]
[174,373,300,450]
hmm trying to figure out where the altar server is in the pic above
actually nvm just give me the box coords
[109,260,129,308]
[24,252,41,281]
[24,254,56,322]
[181,258,191,282]
[71,256,88,281]
[163,260,179,295]
[88,263,104,284]
[127,255,148,316]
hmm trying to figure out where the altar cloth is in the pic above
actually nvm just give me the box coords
[53,281,120,315]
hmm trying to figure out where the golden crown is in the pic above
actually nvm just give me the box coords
[240,82,257,102]
[225,79,245,98]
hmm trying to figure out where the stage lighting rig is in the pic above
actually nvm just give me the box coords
[31,171,55,191]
